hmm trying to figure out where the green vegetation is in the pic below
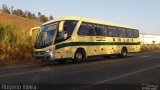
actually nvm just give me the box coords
[0,4,48,67]
[0,23,16,44]
[0,23,37,66]
[0,13,41,67]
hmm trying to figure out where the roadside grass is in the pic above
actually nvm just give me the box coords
[141,44,160,52]
[0,23,38,67]
[0,13,40,67]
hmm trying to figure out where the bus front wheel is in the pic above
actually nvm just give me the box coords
[57,60,66,64]
[73,50,85,63]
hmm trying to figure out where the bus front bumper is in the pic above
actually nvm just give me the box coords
[33,49,55,61]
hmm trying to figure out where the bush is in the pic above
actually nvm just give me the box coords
[0,23,39,66]
[0,23,17,44]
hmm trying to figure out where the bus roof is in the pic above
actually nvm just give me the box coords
[42,16,138,30]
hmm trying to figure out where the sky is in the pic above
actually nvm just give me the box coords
[0,0,160,35]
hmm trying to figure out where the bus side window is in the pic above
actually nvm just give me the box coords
[107,26,119,37]
[63,20,78,38]
[78,23,89,35]
[108,27,112,36]
[126,29,134,38]
[88,24,95,36]
[108,27,114,37]
[56,20,78,43]
[119,28,126,38]
[133,30,139,38]
[78,22,95,36]
[95,25,107,36]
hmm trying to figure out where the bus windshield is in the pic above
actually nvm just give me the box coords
[34,22,58,49]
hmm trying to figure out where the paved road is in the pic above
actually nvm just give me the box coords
[0,52,160,90]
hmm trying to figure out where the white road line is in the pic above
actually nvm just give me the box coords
[76,64,160,90]
[94,64,160,84]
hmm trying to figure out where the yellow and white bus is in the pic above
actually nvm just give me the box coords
[32,16,141,63]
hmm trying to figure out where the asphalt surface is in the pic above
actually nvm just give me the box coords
[0,52,160,90]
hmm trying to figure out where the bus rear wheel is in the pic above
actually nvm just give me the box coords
[73,50,85,63]
[119,48,128,58]
[103,55,111,59]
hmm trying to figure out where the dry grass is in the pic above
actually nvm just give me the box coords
[0,13,41,67]
[0,13,40,28]
[141,44,160,52]
[0,13,41,45]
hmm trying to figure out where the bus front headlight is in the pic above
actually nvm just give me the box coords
[46,49,52,53]
[47,49,55,61]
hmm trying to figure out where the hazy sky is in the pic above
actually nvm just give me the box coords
[0,0,160,35]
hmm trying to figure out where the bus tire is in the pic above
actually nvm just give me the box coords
[57,60,66,64]
[103,55,111,59]
[73,49,85,63]
[119,47,128,58]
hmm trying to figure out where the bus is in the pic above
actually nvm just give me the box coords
[32,16,141,63]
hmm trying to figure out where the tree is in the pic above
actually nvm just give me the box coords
[46,16,49,21]
[12,10,18,15]
[16,9,23,16]
[10,6,14,15]
[49,16,54,20]
[39,15,48,23]
[38,12,41,18]
[2,4,10,14]
[32,13,36,20]
[23,10,29,17]
[27,11,33,19]
[1,4,51,22]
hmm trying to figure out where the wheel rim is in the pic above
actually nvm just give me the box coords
[76,52,83,60]
[122,50,127,56]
